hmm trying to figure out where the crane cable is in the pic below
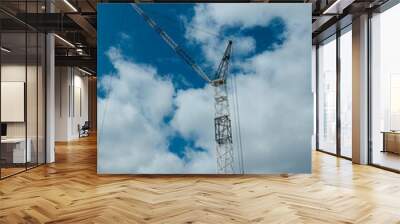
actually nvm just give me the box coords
[233,73,245,174]
[229,46,245,174]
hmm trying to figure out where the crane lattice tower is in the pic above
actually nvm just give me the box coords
[132,4,237,174]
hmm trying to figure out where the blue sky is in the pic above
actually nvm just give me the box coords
[98,4,287,95]
[97,3,312,174]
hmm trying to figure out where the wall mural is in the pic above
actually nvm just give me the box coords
[97,3,312,174]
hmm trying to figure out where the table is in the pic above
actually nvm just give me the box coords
[1,138,31,164]
[381,131,400,154]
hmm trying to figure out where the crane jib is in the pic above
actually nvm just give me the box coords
[131,3,211,83]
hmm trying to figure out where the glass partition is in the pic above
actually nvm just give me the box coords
[1,30,28,177]
[0,1,46,179]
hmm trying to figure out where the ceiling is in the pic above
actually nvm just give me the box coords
[0,0,394,75]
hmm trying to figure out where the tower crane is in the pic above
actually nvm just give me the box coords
[131,4,241,174]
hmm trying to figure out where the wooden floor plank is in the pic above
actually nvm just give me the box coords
[1,134,400,223]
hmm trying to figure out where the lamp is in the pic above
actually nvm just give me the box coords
[54,34,75,48]
[63,0,78,12]
[78,67,93,76]
[1,47,11,53]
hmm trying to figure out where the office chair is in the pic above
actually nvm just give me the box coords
[79,121,90,138]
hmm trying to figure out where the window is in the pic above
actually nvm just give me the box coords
[339,27,352,158]
[370,3,400,171]
[317,35,337,154]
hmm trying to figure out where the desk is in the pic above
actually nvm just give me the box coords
[382,131,400,154]
[1,138,31,163]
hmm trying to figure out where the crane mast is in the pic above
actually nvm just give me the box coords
[212,41,235,174]
[131,4,237,174]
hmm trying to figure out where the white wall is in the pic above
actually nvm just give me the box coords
[55,66,69,141]
[1,66,26,138]
[55,67,89,141]
[1,65,40,137]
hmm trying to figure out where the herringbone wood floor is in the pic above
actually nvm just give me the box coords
[1,135,400,224]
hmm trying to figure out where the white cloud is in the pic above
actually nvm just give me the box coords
[98,47,216,174]
[184,3,310,67]
[119,32,130,40]
[98,4,312,174]
[233,36,256,56]
[171,86,214,150]
[98,47,178,173]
